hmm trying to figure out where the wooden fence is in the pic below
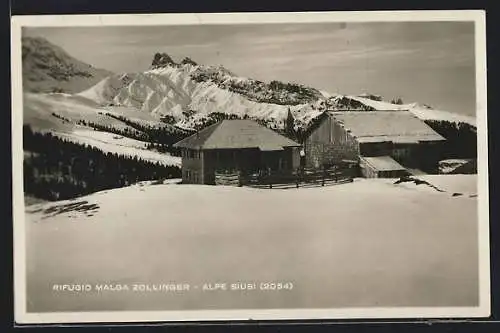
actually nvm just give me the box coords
[215,167,354,189]
[214,171,241,186]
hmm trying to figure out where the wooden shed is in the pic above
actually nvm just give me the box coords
[359,156,409,178]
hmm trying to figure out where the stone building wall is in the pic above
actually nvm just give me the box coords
[304,115,359,168]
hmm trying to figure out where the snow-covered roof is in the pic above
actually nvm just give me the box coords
[173,119,300,150]
[361,156,407,172]
[327,110,445,143]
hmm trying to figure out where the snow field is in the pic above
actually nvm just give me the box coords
[25,175,479,312]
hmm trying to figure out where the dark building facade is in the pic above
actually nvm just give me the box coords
[303,110,446,177]
[174,119,301,184]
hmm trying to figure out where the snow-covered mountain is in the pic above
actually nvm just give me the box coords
[22,36,113,94]
[22,45,476,165]
[76,60,322,131]
[73,52,475,130]
[23,44,477,133]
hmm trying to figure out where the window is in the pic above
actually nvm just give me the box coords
[184,169,191,182]
[187,150,200,159]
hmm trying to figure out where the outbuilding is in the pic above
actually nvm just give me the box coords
[303,110,446,177]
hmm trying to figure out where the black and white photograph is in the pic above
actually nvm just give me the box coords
[11,11,489,323]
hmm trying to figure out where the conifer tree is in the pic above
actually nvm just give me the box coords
[285,108,296,140]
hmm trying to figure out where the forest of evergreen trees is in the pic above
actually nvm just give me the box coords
[75,113,191,155]
[423,120,477,158]
[104,113,191,145]
[77,118,147,141]
[193,112,241,130]
[23,125,181,201]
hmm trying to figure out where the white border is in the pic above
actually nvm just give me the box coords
[11,10,490,324]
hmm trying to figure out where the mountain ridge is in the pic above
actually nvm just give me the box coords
[22,39,476,134]
[75,57,475,131]
[22,36,113,94]
[21,41,476,166]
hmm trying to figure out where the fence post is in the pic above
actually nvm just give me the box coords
[296,167,299,188]
[268,167,272,189]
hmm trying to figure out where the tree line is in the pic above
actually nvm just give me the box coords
[76,115,190,155]
[77,119,147,141]
[23,125,181,201]
[104,113,191,146]
[423,120,477,159]
[193,112,241,131]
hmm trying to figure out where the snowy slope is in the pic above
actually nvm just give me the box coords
[78,73,136,105]
[24,92,105,132]
[347,95,476,126]
[23,92,180,165]
[77,64,325,130]
[55,129,181,167]
[25,175,478,312]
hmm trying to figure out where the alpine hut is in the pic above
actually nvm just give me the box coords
[173,119,302,184]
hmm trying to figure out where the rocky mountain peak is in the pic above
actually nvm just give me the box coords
[180,57,198,66]
[151,52,176,68]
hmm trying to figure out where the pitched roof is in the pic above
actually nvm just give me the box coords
[327,110,445,143]
[173,119,301,150]
[361,156,406,172]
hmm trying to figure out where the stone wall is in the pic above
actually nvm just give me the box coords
[304,115,359,168]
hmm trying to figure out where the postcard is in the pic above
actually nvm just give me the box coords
[11,10,489,324]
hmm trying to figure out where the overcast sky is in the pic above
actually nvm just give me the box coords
[24,21,476,116]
